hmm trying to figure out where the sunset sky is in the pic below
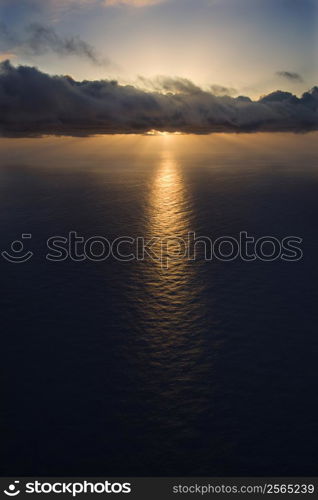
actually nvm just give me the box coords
[1,0,317,98]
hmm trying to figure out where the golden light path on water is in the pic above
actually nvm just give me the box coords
[149,150,189,241]
[138,148,203,335]
[126,143,209,437]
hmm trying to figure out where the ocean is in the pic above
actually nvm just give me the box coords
[1,132,317,476]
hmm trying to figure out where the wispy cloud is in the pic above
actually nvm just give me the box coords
[210,84,237,97]
[137,76,202,94]
[102,0,166,6]
[0,22,108,65]
[277,71,303,83]
[0,0,167,10]
[0,52,16,62]
[0,61,317,137]
[137,77,237,97]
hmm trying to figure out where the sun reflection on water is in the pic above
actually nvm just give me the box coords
[148,150,190,240]
[131,149,207,354]
[125,148,210,449]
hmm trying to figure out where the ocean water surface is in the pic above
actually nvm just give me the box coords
[1,132,318,476]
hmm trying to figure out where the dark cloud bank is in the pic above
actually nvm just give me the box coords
[0,61,317,137]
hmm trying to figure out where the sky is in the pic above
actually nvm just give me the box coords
[0,0,317,98]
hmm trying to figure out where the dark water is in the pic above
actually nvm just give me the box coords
[1,133,318,476]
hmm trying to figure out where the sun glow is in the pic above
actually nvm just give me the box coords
[146,130,183,136]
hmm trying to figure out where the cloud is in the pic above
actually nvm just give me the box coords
[0,52,16,62]
[137,76,202,94]
[138,77,237,97]
[102,0,166,6]
[0,0,166,11]
[210,84,237,96]
[277,71,303,83]
[0,61,317,137]
[0,0,91,9]
[0,22,107,65]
